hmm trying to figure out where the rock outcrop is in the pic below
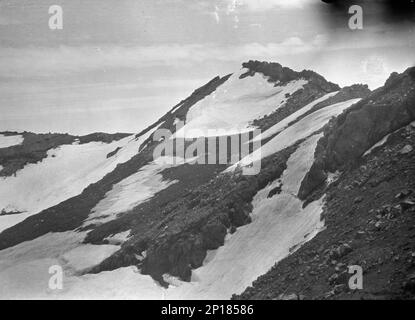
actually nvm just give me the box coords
[299,67,415,200]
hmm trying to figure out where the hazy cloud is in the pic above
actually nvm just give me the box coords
[0,38,324,78]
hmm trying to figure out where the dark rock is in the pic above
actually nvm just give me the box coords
[403,273,415,293]
[333,284,347,294]
[328,243,353,260]
[354,196,364,204]
[400,199,415,211]
[267,184,282,198]
[107,147,122,158]
[298,159,327,199]
[202,221,227,250]
[275,293,304,300]
[395,189,413,199]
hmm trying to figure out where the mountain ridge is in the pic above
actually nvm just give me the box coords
[0,61,413,299]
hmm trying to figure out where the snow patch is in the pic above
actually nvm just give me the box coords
[0,231,130,299]
[56,267,165,300]
[363,134,391,157]
[175,69,307,138]
[0,232,85,272]
[0,258,61,299]
[364,121,415,158]
[170,102,184,114]
[229,98,361,171]
[0,231,85,299]
[104,230,131,245]
[252,91,339,142]
[0,134,24,149]
[84,156,187,227]
[62,244,120,273]
[327,171,341,185]
[0,125,158,234]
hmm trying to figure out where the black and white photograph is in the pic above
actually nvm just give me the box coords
[0,0,414,304]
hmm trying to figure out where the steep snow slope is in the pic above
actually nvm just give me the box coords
[0,134,24,149]
[165,134,325,299]
[175,69,307,138]
[231,98,361,169]
[252,91,339,142]
[84,156,191,227]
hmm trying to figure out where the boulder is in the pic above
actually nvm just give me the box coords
[400,144,413,154]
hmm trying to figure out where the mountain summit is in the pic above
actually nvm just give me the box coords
[0,62,414,300]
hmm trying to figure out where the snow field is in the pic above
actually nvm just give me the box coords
[0,125,160,234]
[84,156,192,227]
[175,69,308,138]
[165,134,325,299]
[229,98,361,170]
[0,134,24,149]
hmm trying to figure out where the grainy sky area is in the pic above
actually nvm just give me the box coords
[0,0,414,134]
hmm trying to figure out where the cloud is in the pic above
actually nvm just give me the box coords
[0,40,318,78]
[0,28,412,80]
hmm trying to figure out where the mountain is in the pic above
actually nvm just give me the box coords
[0,61,414,299]
[237,67,415,300]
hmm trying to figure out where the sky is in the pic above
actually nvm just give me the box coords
[0,0,414,135]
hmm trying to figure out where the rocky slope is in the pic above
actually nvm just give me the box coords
[236,122,415,300]
[0,131,130,177]
[236,67,415,300]
[0,61,413,299]
[299,67,415,200]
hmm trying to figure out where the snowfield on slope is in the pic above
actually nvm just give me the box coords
[0,126,159,234]
[84,156,191,227]
[252,91,339,142]
[0,231,123,299]
[175,69,308,138]
[165,134,325,299]
[0,74,363,299]
[0,134,326,300]
[0,134,24,149]
[229,98,361,170]
[0,229,166,299]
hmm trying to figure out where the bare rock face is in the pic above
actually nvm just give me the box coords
[141,218,229,283]
[299,67,415,200]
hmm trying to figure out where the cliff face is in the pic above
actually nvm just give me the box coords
[299,67,415,200]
